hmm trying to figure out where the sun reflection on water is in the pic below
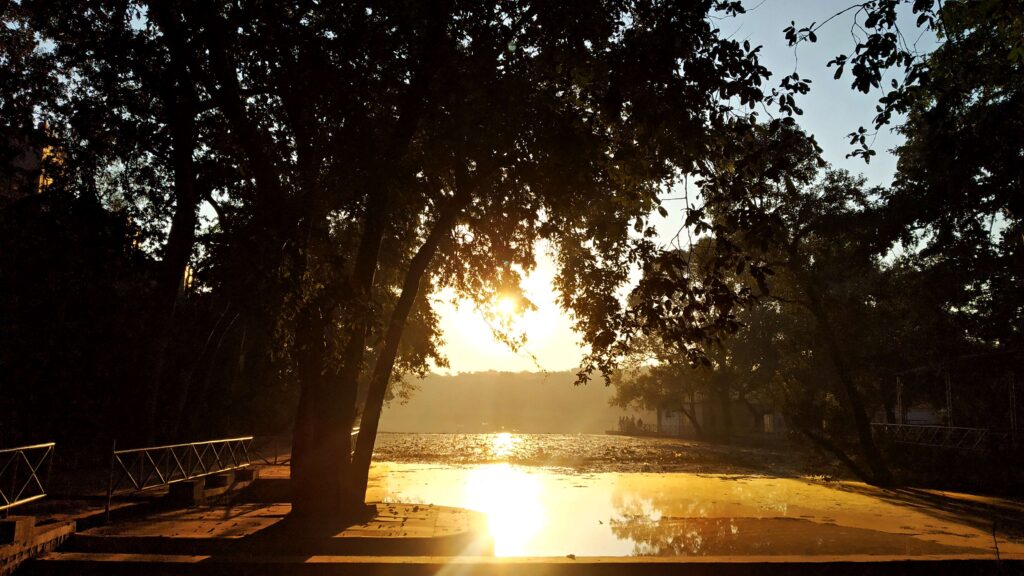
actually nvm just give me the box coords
[463,461,545,556]
[489,432,522,459]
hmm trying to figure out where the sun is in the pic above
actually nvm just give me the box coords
[430,255,587,373]
[495,296,517,319]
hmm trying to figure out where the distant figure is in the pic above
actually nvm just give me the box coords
[638,418,644,432]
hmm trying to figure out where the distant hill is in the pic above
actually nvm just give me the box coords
[378,370,625,433]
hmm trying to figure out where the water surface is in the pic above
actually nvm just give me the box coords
[365,433,1024,557]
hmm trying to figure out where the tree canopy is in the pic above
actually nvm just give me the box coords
[3,0,1022,515]
[4,0,802,522]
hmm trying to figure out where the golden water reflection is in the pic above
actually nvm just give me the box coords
[463,464,545,556]
[488,432,522,459]
[369,434,1024,558]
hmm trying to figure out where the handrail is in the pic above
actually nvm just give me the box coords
[870,422,1010,452]
[105,436,253,520]
[112,436,254,455]
[0,442,55,515]
[252,427,360,465]
[871,423,990,434]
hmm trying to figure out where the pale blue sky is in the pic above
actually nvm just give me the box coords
[730,0,937,186]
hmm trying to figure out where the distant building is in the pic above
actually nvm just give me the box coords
[873,403,942,426]
[657,400,785,438]
[615,400,786,438]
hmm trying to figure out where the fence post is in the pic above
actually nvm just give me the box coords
[105,439,116,524]
[6,451,18,519]
[1010,372,1018,448]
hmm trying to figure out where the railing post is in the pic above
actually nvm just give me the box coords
[105,439,116,524]
[46,444,55,500]
[7,451,19,518]
[945,372,953,427]
[1010,372,1018,448]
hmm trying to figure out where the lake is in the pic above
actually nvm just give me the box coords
[365,432,1024,558]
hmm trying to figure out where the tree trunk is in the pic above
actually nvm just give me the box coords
[138,9,200,443]
[678,401,702,437]
[740,397,761,431]
[799,273,892,485]
[719,380,733,439]
[350,200,467,500]
[288,168,390,522]
[790,419,872,483]
[170,304,235,439]
[287,3,449,524]
[289,302,364,523]
[139,170,198,442]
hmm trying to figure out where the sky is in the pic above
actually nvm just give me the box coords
[432,0,936,374]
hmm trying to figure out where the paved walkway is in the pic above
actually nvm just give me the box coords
[69,501,491,556]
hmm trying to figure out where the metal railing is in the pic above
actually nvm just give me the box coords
[252,427,360,465]
[0,442,55,515]
[105,436,253,518]
[871,423,1011,452]
[252,434,291,466]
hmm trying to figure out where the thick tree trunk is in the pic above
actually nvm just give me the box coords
[289,301,365,523]
[289,175,388,522]
[289,21,449,521]
[290,380,358,522]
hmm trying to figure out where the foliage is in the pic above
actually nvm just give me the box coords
[5,0,793,521]
[4,0,1020,502]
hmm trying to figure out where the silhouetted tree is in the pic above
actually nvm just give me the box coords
[790,0,1022,350]
[14,0,785,525]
